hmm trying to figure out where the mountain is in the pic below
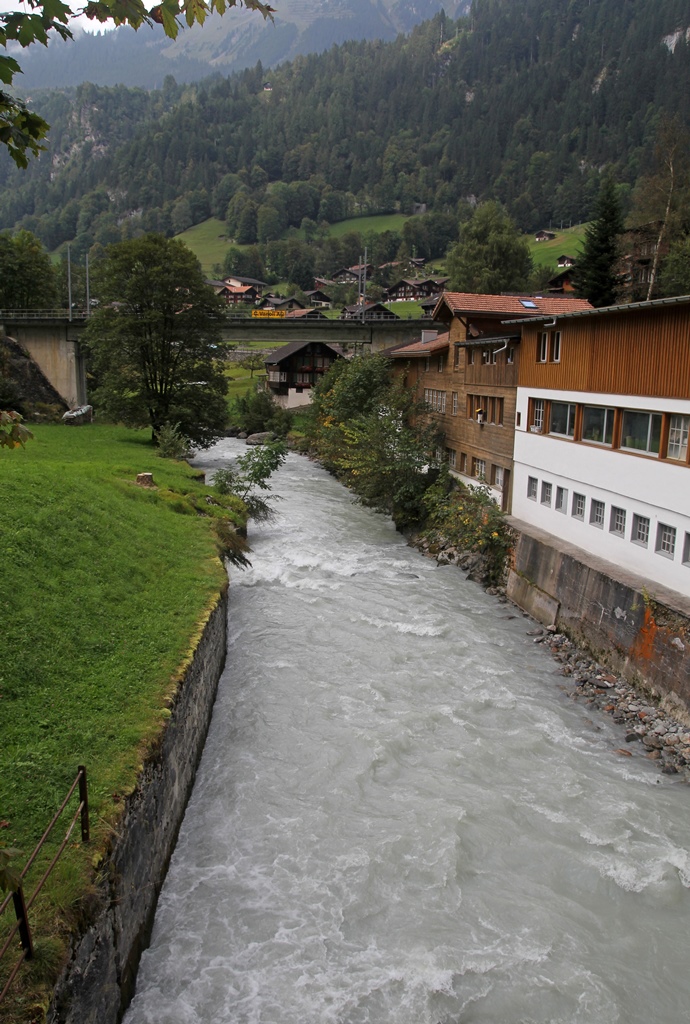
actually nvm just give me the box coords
[1,0,689,256]
[16,0,472,90]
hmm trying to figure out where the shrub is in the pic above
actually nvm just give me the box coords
[422,470,514,584]
[156,422,192,460]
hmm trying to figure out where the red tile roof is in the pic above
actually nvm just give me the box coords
[436,293,593,317]
[389,331,450,357]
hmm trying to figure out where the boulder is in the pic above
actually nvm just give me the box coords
[62,404,93,425]
[245,431,275,446]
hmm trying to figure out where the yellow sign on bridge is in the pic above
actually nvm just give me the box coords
[252,309,286,319]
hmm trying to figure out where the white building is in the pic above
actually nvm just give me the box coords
[509,297,690,599]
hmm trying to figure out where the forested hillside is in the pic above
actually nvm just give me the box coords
[15,0,472,90]
[0,0,688,256]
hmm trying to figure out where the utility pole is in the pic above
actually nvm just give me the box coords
[85,252,90,315]
[67,245,72,321]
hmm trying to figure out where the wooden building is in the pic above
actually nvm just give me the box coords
[264,340,343,408]
[510,295,690,597]
[390,293,592,510]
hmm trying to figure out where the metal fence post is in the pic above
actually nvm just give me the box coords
[78,765,90,843]
[12,887,33,961]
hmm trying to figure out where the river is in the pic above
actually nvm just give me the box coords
[124,440,690,1024]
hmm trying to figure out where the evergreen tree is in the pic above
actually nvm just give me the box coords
[576,177,624,307]
[446,202,532,294]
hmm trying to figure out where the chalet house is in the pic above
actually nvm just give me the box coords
[535,230,556,242]
[340,302,400,321]
[333,264,374,285]
[390,293,592,510]
[557,255,577,268]
[261,295,305,311]
[207,280,260,305]
[304,288,332,308]
[509,295,690,598]
[264,340,343,408]
[224,275,267,299]
[383,277,449,302]
[547,267,577,295]
[617,222,668,302]
[284,308,328,320]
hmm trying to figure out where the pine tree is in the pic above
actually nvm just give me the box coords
[576,176,624,307]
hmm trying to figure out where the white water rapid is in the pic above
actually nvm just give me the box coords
[124,440,690,1024]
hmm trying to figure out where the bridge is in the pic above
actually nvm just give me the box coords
[0,310,429,407]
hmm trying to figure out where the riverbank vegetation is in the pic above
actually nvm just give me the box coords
[304,354,513,578]
[0,424,244,1019]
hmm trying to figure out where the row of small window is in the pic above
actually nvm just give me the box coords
[527,476,689,562]
[467,394,505,426]
[466,346,515,366]
[447,449,505,487]
[425,347,516,371]
[424,389,459,415]
[528,400,690,463]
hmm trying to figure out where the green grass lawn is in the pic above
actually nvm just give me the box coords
[526,224,588,268]
[177,213,414,275]
[0,425,232,1017]
[176,218,230,274]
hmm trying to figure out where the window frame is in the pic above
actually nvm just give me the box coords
[621,410,662,456]
[590,498,605,528]
[549,401,576,438]
[555,486,567,513]
[572,492,585,520]
[537,332,548,363]
[541,481,553,506]
[609,506,626,537]
[667,414,689,463]
[527,476,538,500]
[656,523,677,559]
[631,513,650,547]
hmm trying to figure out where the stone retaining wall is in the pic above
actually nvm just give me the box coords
[507,520,690,713]
[47,587,228,1024]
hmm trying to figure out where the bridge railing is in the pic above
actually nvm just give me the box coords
[0,309,89,321]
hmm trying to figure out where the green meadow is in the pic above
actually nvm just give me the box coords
[0,425,232,1018]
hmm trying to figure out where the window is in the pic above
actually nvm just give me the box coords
[482,349,491,365]
[530,399,545,432]
[683,533,690,567]
[541,481,552,506]
[537,332,548,362]
[632,513,650,547]
[550,402,575,437]
[572,492,585,519]
[447,448,456,468]
[493,466,504,489]
[667,415,689,462]
[459,453,467,473]
[550,331,561,362]
[425,356,430,372]
[473,458,486,480]
[621,410,661,454]
[555,486,567,513]
[610,506,626,536]
[467,349,475,365]
[527,477,538,500]
[582,406,614,446]
[438,354,445,372]
[507,347,515,364]
[452,392,458,416]
[656,523,676,558]
[491,348,498,365]
[590,499,605,528]
[453,346,460,369]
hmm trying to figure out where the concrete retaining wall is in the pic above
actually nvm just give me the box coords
[507,520,690,713]
[47,587,228,1024]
